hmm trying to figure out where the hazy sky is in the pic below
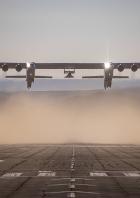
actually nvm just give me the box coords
[0,0,140,62]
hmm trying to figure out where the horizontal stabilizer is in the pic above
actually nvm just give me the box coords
[82,75,104,78]
[82,75,129,79]
[113,76,129,78]
[35,76,52,78]
[6,75,26,78]
[6,75,52,79]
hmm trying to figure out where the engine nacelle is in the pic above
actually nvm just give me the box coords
[118,64,124,72]
[16,64,22,72]
[2,64,9,72]
[131,64,138,72]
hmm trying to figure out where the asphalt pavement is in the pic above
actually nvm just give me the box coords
[0,144,140,198]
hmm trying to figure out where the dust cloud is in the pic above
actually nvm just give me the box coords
[0,89,140,144]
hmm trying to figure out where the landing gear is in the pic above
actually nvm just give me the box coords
[104,64,113,89]
[27,80,32,89]
[26,62,35,89]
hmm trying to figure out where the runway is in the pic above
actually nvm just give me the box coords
[0,144,140,198]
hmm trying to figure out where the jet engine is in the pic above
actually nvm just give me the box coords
[118,64,124,72]
[16,64,22,72]
[2,64,9,72]
[131,64,138,72]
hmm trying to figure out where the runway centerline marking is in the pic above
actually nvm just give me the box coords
[67,192,76,198]
[69,184,76,189]
[70,178,76,182]
[70,145,76,171]
[72,145,75,157]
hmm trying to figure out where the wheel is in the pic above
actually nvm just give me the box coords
[27,81,32,89]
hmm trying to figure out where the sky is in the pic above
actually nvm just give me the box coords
[0,0,140,63]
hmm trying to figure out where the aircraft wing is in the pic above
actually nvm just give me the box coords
[35,63,140,69]
[0,63,104,69]
[0,62,140,70]
[34,63,104,69]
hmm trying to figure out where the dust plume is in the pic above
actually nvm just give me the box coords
[0,89,140,144]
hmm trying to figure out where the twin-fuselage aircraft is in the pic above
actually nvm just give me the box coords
[0,62,139,89]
